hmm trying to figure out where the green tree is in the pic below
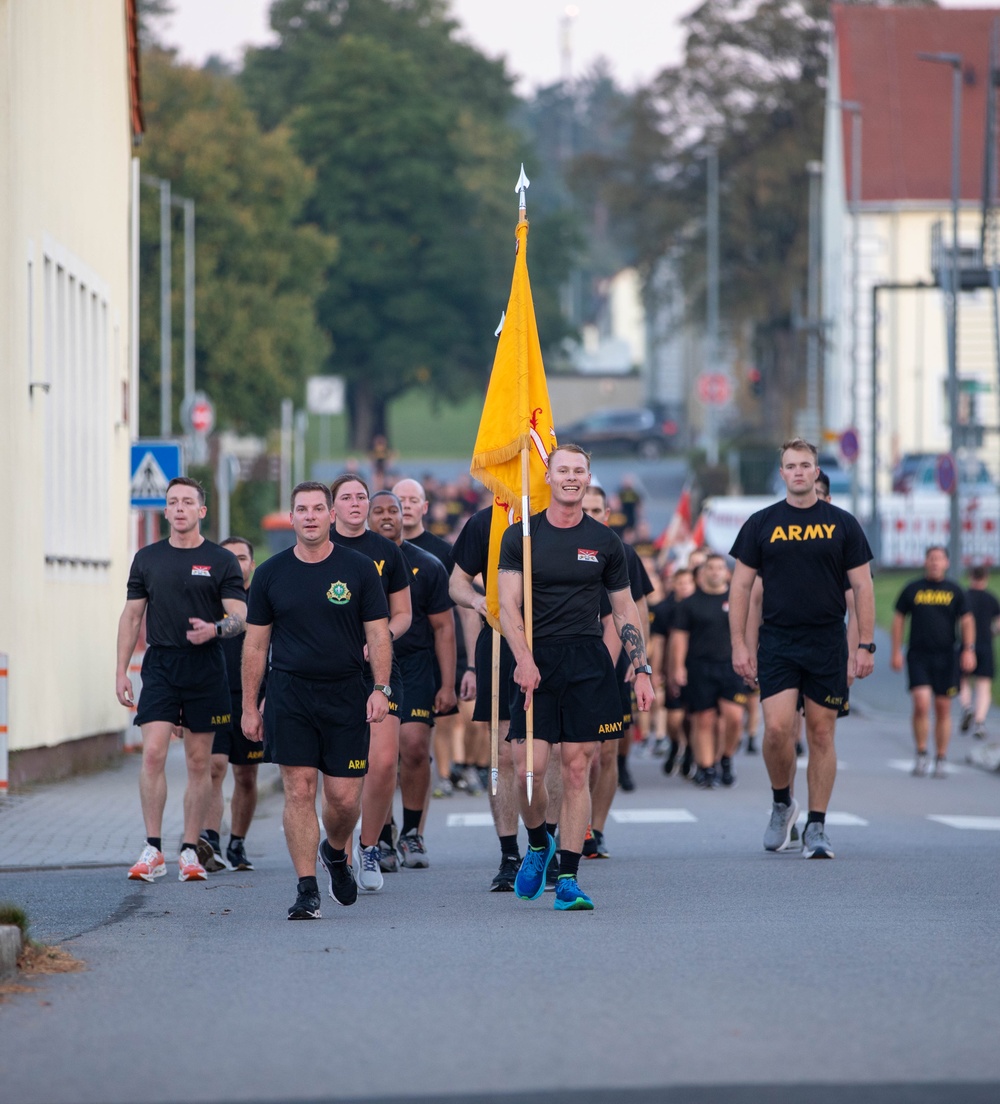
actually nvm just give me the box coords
[138,49,334,437]
[242,0,576,449]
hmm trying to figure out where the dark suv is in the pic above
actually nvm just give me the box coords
[556,408,676,459]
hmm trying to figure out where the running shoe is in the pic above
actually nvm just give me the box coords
[650,736,667,757]
[378,842,399,873]
[912,753,929,777]
[696,766,718,789]
[432,776,453,798]
[226,839,253,871]
[801,821,835,859]
[450,768,470,793]
[353,840,384,892]
[933,758,948,780]
[544,849,559,891]
[763,798,800,852]
[477,766,491,791]
[397,830,429,869]
[582,824,598,859]
[974,726,987,742]
[593,828,609,859]
[318,840,357,906]
[679,745,694,778]
[490,853,520,892]
[720,757,736,788]
[514,834,555,901]
[178,847,208,881]
[287,886,321,920]
[127,844,166,882]
[960,709,973,733]
[463,765,485,796]
[197,833,230,873]
[618,760,636,792]
[554,875,594,911]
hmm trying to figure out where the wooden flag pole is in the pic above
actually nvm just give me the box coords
[490,628,500,796]
[521,444,534,804]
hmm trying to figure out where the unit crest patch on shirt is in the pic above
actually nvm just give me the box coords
[327,581,351,605]
[577,548,598,563]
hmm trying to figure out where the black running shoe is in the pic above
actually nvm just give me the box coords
[490,853,520,892]
[288,887,321,920]
[720,757,736,788]
[226,839,253,871]
[544,849,559,891]
[680,745,694,778]
[745,736,758,755]
[582,825,598,858]
[662,740,678,775]
[318,840,357,906]
[618,761,636,792]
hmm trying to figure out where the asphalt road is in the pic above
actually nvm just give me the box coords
[1,674,998,1104]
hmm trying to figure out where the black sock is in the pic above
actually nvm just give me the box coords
[558,850,581,878]
[617,754,626,771]
[181,841,198,853]
[720,756,731,769]
[545,821,558,841]
[772,787,792,806]
[146,837,162,851]
[321,841,347,864]
[402,808,422,836]
[204,829,220,847]
[499,834,519,858]
[806,811,825,826]
[526,822,549,850]
[379,823,395,848]
[297,875,318,894]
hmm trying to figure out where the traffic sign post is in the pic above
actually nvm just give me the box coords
[840,428,859,463]
[936,452,957,495]
[130,441,182,509]
[697,372,731,405]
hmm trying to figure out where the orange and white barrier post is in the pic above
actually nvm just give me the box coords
[124,650,144,751]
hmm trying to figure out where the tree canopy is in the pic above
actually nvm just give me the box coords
[137,48,334,437]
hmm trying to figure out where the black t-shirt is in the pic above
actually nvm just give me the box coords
[650,594,677,639]
[409,527,464,667]
[895,577,968,653]
[498,511,630,643]
[333,528,411,600]
[966,588,1000,652]
[126,539,245,650]
[729,499,872,629]
[246,545,388,680]
[395,541,453,658]
[673,587,732,663]
[625,543,655,602]
[453,506,491,580]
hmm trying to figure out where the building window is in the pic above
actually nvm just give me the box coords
[42,252,112,570]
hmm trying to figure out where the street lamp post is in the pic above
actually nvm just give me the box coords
[839,101,862,516]
[804,160,824,444]
[918,51,963,568]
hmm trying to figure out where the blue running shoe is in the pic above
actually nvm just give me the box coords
[514,834,555,901]
[554,875,594,911]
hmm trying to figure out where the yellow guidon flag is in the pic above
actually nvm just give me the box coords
[470,217,557,632]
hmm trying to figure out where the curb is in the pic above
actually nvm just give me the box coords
[0,924,23,980]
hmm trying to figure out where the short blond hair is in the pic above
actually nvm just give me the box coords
[779,438,818,464]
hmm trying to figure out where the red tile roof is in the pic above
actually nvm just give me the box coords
[833,4,999,203]
[126,0,144,142]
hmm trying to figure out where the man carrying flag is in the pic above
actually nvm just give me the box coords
[499,444,655,911]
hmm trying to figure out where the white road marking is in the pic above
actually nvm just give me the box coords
[610,809,697,824]
[927,815,1000,831]
[445,813,496,828]
[889,759,964,775]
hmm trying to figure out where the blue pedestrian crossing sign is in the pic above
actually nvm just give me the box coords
[130,441,182,509]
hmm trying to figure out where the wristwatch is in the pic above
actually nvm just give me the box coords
[373,683,392,698]
[635,664,654,677]
[857,643,876,653]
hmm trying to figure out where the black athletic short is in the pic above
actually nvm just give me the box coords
[757,623,848,713]
[473,626,513,723]
[972,646,995,680]
[797,690,849,720]
[507,639,623,744]
[907,649,960,698]
[136,646,232,733]
[212,702,265,765]
[263,668,370,776]
[398,650,436,727]
[615,653,634,727]
[685,660,749,713]
[664,685,687,711]
[363,656,404,723]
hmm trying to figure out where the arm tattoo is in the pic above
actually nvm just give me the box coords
[620,622,647,667]
[216,613,245,638]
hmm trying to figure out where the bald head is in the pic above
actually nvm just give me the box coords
[393,478,428,537]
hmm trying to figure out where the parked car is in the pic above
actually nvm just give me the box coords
[891,452,938,493]
[900,453,996,495]
[556,407,677,459]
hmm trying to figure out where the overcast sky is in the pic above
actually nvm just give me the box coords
[160,0,1000,93]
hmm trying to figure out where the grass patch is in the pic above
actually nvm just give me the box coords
[0,903,29,935]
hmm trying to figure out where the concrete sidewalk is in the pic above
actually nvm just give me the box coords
[0,739,281,872]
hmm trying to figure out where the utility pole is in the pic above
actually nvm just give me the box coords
[705,147,720,465]
[919,51,963,568]
[804,160,824,443]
